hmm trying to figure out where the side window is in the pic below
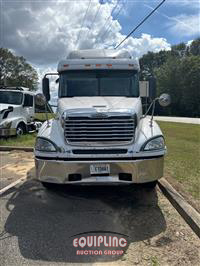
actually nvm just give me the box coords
[24,94,33,107]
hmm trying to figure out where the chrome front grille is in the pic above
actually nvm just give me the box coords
[64,115,136,145]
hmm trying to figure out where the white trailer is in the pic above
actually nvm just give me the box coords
[34,49,170,188]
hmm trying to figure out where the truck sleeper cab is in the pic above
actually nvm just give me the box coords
[34,49,166,186]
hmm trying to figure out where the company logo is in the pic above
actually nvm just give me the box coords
[71,230,129,256]
[91,112,108,119]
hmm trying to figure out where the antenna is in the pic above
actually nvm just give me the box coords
[115,0,166,49]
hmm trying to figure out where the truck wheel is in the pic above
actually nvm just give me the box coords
[16,123,26,136]
[141,181,157,191]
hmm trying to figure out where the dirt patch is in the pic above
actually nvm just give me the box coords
[94,189,200,266]
[0,151,34,189]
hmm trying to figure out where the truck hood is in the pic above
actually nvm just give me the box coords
[58,97,141,115]
[0,103,18,112]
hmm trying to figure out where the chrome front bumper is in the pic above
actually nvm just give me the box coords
[35,156,164,184]
[0,128,16,136]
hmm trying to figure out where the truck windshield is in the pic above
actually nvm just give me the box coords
[59,70,139,97]
[0,91,23,105]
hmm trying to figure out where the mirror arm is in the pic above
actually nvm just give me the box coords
[45,103,50,127]
[142,97,159,118]
[150,99,157,127]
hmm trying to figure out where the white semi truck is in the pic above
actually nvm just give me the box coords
[34,49,170,188]
[0,86,41,137]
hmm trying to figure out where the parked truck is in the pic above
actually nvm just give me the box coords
[34,49,170,188]
[0,86,41,136]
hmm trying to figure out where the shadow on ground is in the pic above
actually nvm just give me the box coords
[2,175,166,263]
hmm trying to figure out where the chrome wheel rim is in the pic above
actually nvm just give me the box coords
[16,127,23,136]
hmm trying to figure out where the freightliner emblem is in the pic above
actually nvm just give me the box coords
[91,112,108,119]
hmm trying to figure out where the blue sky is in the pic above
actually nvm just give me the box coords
[1,0,199,84]
[108,0,199,45]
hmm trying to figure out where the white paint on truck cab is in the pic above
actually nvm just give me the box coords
[35,49,167,186]
[0,87,35,136]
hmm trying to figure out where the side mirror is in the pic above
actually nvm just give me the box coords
[35,93,46,106]
[8,106,14,112]
[158,93,171,107]
[42,77,50,102]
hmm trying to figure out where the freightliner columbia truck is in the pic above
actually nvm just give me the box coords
[34,49,170,189]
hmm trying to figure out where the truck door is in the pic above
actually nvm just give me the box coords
[23,94,34,123]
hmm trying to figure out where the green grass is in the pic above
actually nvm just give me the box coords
[0,133,37,147]
[158,121,200,199]
[150,256,160,266]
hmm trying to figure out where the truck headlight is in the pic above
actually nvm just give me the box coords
[35,137,57,152]
[142,136,165,151]
[0,121,12,129]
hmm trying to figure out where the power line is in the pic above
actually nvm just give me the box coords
[115,0,166,49]
[76,0,92,47]
[85,2,102,40]
[96,0,120,41]
[101,0,126,41]
[99,0,123,40]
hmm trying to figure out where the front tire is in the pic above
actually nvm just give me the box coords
[16,123,26,136]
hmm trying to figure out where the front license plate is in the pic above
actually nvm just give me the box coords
[90,164,110,175]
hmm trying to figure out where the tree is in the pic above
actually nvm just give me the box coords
[189,38,200,56]
[0,48,38,90]
[139,50,170,80]
[154,57,182,116]
[154,56,200,117]
[139,39,200,80]
[139,38,200,117]
[179,56,200,117]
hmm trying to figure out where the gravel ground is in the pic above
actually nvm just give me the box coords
[0,151,34,189]
[0,151,199,266]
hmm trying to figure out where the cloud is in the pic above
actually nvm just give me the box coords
[167,0,200,9]
[167,14,200,37]
[143,3,199,38]
[2,0,171,67]
[116,33,171,58]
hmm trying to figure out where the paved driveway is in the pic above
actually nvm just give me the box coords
[0,151,199,265]
[154,116,200,124]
